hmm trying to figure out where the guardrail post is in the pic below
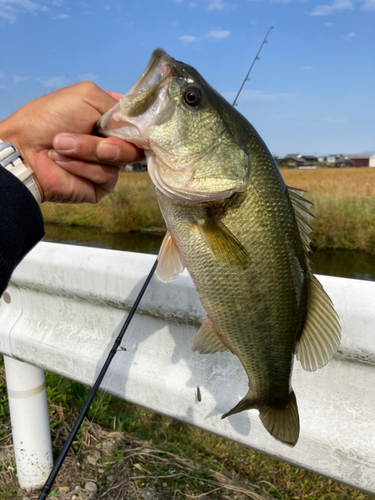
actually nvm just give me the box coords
[4,355,53,491]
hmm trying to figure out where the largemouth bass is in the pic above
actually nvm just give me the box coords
[98,49,341,446]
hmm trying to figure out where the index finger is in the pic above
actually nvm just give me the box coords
[52,133,144,165]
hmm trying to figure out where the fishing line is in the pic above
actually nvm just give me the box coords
[74,319,136,455]
[37,258,158,500]
[72,346,124,459]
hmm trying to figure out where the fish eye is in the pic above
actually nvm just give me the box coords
[183,88,202,107]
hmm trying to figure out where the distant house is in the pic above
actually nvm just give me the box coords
[283,154,318,167]
[345,155,372,167]
[370,155,375,168]
[327,155,353,167]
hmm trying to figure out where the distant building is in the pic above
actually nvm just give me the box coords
[370,155,375,168]
[345,155,372,167]
[283,154,318,167]
[327,155,353,167]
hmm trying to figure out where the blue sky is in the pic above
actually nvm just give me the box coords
[0,0,374,157]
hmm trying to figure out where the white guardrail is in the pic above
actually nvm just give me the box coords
[1,242,375,493]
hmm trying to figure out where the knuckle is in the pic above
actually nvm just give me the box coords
[77,80,100,93]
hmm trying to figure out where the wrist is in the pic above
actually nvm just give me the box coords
[0,139,42,204]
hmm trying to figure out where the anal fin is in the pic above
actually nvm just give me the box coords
[192,318,230,354]
[296,272,341,372]
[156,230,185,283]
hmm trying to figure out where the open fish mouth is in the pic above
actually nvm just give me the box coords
[97,49,175,146]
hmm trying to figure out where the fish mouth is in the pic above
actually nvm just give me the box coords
[97,49,175,147]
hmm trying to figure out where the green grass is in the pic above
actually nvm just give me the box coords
[308,194,375,253]
[40,172,165,233]
[2,360,370,500]
[43,372,375,499]
[40,169,375,254]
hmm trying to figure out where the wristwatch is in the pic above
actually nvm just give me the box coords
[0,140,42,204]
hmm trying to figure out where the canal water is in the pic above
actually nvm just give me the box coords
[44,223,375,282]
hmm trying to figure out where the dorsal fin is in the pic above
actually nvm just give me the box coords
[156,230,185,283]
[287,186,315,262]
[295,272,341,372]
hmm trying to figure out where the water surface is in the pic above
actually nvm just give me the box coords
[44,224,375,282]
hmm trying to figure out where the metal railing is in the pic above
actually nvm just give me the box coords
[1,242,375,493]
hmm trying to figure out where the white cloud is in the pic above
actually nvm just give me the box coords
[0,0,49,23]
[13,75,33,84]
[41,76,71,89]
[222,89,294,102]
[361,0,375,10]
[272,0,291,4]
[323,116,347,123]
[78,73,98,81]
[179,35,199,43]
[207,0,224,10]
[309,0,353,16]
[55,12,69,18]
[325,22,333,26]
[344,31,356,40]
[52,0,63,5]
[14,73,96,89]
[207,29,230,39]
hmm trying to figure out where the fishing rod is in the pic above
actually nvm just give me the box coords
[37,258,158,500]
[232,26,274,107]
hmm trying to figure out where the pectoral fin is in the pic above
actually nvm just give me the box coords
[192,318,230,354]
[156,230,185,283]
[296,272,341,371]
[197,216,249,268]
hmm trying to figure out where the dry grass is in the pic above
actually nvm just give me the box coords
[281,167,375,197]
[281,168,375,252]
[41,172,165,233]
[41,167,375,252]
[42,168,375,254]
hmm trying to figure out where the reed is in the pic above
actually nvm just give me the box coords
[282,168,375,253]
[41,168,375,253]
[41,172,165,233]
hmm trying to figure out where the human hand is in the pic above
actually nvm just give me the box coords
[0,83,144,203]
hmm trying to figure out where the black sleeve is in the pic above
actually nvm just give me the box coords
[0,168,45,296]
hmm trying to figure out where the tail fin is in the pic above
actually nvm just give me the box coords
[222,390,300,447]
[259,390,300,447]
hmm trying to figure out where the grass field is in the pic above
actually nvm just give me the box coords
[41,172,165,233]
[282,168,375,252]
[40,168,375,253]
